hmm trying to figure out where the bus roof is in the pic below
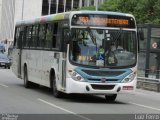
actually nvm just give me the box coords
[16,11,135,26]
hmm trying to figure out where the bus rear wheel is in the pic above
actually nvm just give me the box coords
[105,94,117,102]
[52,75,63,98]
[24,66,32,88]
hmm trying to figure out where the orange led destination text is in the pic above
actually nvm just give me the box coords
[78,56,93,61]
[79,17,129,25]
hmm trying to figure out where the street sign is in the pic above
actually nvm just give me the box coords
[152,42,157,49]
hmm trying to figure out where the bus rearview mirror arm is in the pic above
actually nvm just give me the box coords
[64,29,71,44]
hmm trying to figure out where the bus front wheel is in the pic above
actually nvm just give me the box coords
[52,75,63,98]
[105,94,117,102]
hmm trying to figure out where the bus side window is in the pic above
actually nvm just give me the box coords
[22,26,27,48]
[14,27,21,48]
[25,26,33,48]
[18,30,23,48]
[39,24,47,48]
[45,24,53,49]
[32,25,39,48]
[52,22,58,48]
[15,27,25,49]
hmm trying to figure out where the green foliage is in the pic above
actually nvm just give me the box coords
[79,0,160,24]
[78,6,95,11]
[99,0,119,11]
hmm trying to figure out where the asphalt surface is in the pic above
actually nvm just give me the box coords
[0,68,160,120]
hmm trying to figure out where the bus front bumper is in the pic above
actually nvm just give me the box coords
[65,78,136,94]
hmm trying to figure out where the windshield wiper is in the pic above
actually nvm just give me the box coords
[105,28,123,49]
[86,27,97,45]
[114,28,123,45]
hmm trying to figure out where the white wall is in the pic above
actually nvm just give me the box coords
[0,0,15,41]
[0,0,42,53]
[15,0,42,21]
[0,0,3,40]
[0,0,42,40]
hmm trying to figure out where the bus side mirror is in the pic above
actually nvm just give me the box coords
[138,30,144,41]
[62,29,71,52]
[64,29,71,44]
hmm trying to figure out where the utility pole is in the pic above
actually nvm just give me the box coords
[95,0,98,11]
[21,0,24,20]
[56,0,59,13]
[64,0,66,12]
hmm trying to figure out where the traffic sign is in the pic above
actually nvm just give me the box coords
[152,42,157,49]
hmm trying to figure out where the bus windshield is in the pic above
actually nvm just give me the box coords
[69,28,137,68]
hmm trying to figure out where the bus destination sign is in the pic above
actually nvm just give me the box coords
[71,14,135,28]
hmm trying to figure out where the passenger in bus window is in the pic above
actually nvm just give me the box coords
[106,44,117,66]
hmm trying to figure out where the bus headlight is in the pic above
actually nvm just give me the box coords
[122,72,136,83]
[69,70,84,81]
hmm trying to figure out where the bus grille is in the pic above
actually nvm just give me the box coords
[82,70,124,77]
[88,78,119,81]
[91,84,115,90]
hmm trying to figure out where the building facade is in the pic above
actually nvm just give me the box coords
[0,0,104,40]
[0,0,104,52]
[42,0,104,15]
[0,0,2,36]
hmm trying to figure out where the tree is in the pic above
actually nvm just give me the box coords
[99,0,119,11]
[79,0,160,24]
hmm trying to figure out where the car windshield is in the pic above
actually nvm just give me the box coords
[69,28,137,68]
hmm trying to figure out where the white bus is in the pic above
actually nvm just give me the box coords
[12,11,138,102]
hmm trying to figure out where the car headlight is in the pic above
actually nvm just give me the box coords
[69,70,84,81]
[122,72,136,83]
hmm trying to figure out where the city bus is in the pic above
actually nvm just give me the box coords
[12,11,138,102]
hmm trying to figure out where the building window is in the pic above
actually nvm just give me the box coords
[58,0,64,13]
[42,0,49,15]
[82,0,85,7]
[90,0,94,5]
[50,0,56,14]
[42,0,57,15]
[73,0,79,9]
[66,0,72,11]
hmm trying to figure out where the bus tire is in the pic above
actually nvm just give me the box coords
[24,66,32,88]
[52,74,63,98]
[105,94,117,102]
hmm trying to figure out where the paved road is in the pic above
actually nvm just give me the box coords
[0,69,160,120]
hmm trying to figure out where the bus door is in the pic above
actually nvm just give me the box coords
[55,52,66,89]
[42,50,66,88]
[12,27,23,78]
[60,28,70,89]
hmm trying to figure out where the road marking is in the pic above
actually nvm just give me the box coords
[130,102,160,111]
[38,98,91,120]
[0,83,8,88]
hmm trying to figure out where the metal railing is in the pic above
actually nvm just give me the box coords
[137,69,160,92]
[138,69,160,79]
